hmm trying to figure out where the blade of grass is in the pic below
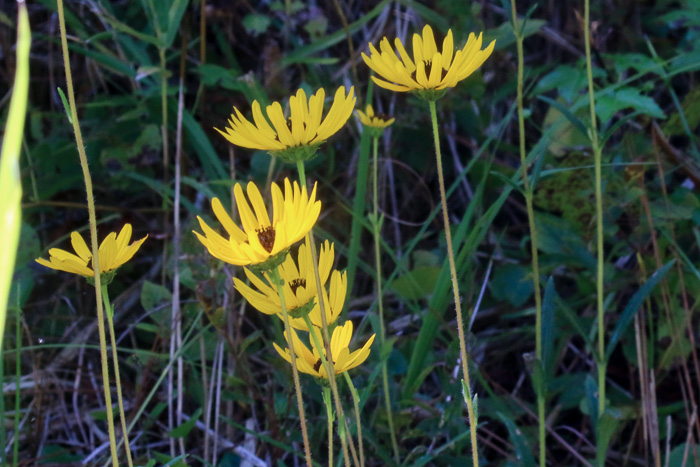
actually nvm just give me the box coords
[0,0,30,352]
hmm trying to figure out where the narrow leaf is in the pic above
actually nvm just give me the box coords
[605,260,675,360]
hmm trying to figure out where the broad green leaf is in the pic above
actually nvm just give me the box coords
[490,264,534,307]
[390,266,442,301]
[596,87,665,124]
[242,13,271,36]
[141,280,172,311]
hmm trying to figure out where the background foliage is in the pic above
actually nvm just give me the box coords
[3,0,700,465]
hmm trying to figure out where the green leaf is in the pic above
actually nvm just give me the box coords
[490,264,534,307]
[596,87,665,124]
[390,266,442,301]
[56,87,73,124]
[596,412,620,465]
[141,280,172,311]
[666,444,700,467]
[541,277,556,374]
[605,260,675,360]
[161,0,189,48]
[242,13,271,36]
[497,412,536,467]
[168,408,202,438]
[585,374,599,428]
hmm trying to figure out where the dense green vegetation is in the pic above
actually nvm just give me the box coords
[2,0,700,465]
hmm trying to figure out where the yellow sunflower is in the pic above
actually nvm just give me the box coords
[356,104,395,129]
[194,178,321,271]
[216,86,356,163]
[274,321,375,378]
[36,224,147,281]
[361,25,495,100]
[233,241,346,330]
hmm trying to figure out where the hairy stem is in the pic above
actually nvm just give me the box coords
[511,2,545,465]
[297,160,358,467]
[584,0,606,417]
[371,136,400,462]
[429,100,479,467]
[56,1,118,464]
[102,285,134,467]
[272,267,313,467]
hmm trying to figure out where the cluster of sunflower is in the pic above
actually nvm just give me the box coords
[36,24,495,464]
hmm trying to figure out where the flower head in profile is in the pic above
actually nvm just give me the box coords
[356,104,394,137]
[194,179,321,271]
[233,241,346,330]
[361,25,495,101]
[36,224,147,284]
[217,86,356,163]
[274,321,375,379]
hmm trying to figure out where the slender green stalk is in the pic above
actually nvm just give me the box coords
[323,387,335,466]
[583,0,606,417]
[302,315,353,467]
[271,267,313,467]
[346,83,374,294]
[14,304,21,465]
[296,161,358,467]
[511,2,545,465]
[101,285,134,467]
[56,1,118,465]
[342,372,365,467]
[370,136,400,462]
[428,100,479,467]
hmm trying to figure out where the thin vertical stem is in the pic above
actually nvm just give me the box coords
[271,267,313,467]
[101,285,134,467]
[511,2,545,465]
[583,0,606,416]
[428,100,479,467]
[296,161,358,467]
[371,135,400,463]
[302,314,353,467]
[14,303,21,465]
[323,387,335,466]
[343,372,365,467]
[56,1,118,464]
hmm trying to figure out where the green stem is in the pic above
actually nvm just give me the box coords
[323,387,335,466]
[102,285,134,467]
[296,160,357,467]
[584,0,606,417]
[56,1,118,465]
[271,267,313,467]
[302,313,353,467]
[428,100,479,467]
[342,372,365,467]
[511,2,545,465]
[371,136,400,463]
[14,305,21,465]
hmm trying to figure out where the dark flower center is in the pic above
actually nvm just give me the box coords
[375,113,392,122]
[256,226,276,253]
[289,278,306,295]
[314,355,336,373]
